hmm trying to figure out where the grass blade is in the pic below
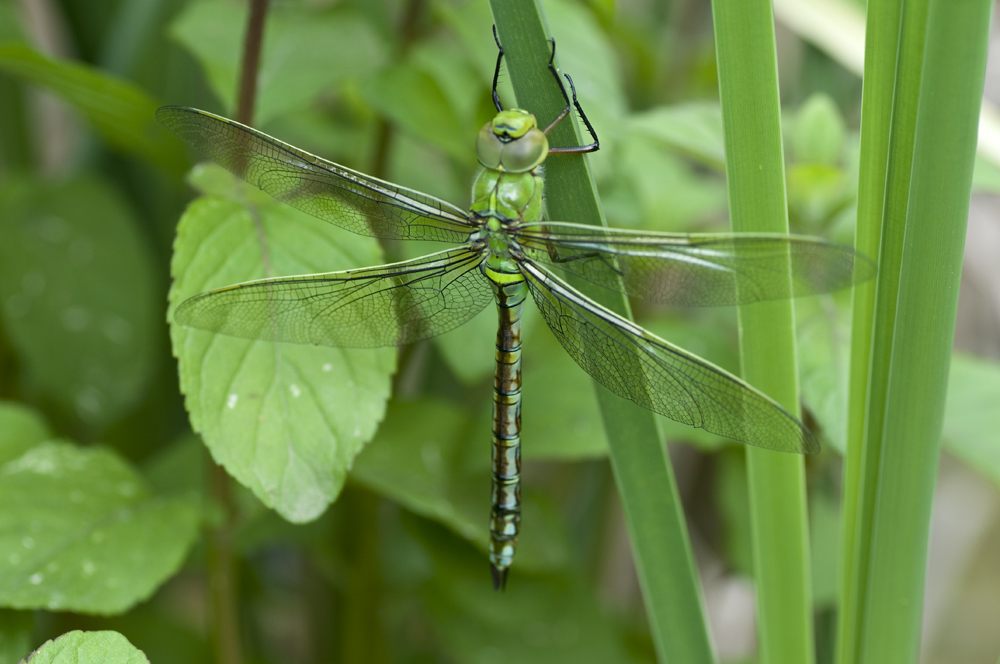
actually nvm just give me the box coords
[711,1,814,661]
[489,3,714,661]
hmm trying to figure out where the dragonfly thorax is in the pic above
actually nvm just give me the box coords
[470,164,544,226]
[476,109,549,173]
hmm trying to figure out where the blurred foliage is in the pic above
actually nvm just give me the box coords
[0,0,996,662]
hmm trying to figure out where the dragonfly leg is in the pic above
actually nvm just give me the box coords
[491,25,599,154]
[543,246,626,277]
[491,25,505,112]
[541,42,599,154]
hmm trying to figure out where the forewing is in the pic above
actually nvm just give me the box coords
[175,247,491,348]
[521,261,816,453]
[518,222,871,306]
[157,106,475,243]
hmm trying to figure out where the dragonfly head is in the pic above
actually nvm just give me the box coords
[477,109,549,174]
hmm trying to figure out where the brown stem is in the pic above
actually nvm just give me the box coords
[207,456,244,664]
[236,0,270,125]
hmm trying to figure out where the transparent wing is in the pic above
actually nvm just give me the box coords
[521,260,816,453]
[157,106,476,243]
[175,247,491,348]
[518,222,872,307]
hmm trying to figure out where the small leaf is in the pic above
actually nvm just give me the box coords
[0,442,200,614]
[790,93,846,165]
[23,630,148,664]
[170,167,395,522]
[0,177,159,430]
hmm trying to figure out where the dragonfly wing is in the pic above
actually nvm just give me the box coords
[175,247,491,348]
[158,106,475,243]
[521,260,816,453]
[518,222,872,306]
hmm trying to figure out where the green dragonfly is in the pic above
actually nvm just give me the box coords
[160,33,867,589]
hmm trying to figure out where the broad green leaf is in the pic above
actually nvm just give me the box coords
[942,353,1000,489]
[0,177,159,430]
[169,165,394,523]
[351,399,569,572]
[23,630,148,664]
[167,1,385,124]
[0,442,200,614]
[0,44,184,175]
[0,402,50,465]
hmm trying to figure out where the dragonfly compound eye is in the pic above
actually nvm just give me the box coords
[498,127,548,173]
[476,122,504,170]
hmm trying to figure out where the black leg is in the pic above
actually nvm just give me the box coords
[491,25,504,112]
[491,25,600,154]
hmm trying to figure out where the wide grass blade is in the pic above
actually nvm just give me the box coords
[848,0,993,661]
[711,1,814,662]
[489,2,714,662]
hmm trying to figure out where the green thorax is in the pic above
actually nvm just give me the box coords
[471,109,547,272]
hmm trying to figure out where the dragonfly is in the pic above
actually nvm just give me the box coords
[160,31,868,590]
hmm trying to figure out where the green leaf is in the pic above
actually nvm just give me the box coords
[0,44,185,175]
[23,630,148,664]
[790,93,846,165]
[351,399,482,542]
[0,442,200,614]
[942,353,1000,489]
[627,102,726,170]
[167,1,385,124]
[365,63,468,161]
[0,402,51,465]
[169,165,395,523]
[0,177,159,430]
[602,134,726,232]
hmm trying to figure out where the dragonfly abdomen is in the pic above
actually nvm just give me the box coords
[484,264,528,591]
